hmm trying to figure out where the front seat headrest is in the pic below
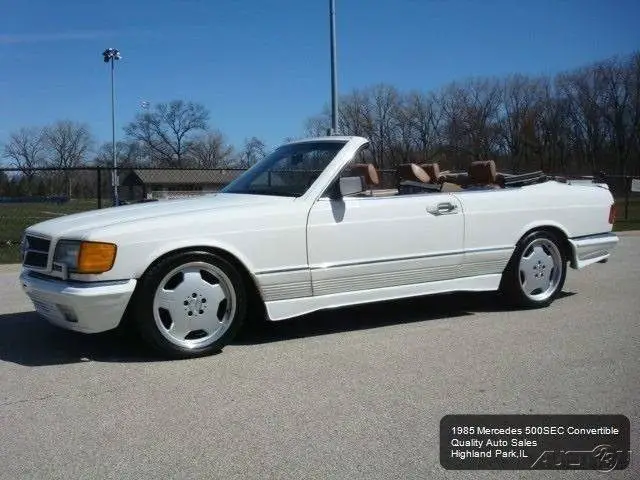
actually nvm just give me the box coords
[397,163,431,183]
[468,160,497,185]
[350,163,380,186]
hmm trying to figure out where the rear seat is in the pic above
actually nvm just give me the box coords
[466,160,502,189]
[396,163,431,184]
[418,162,464,192]
[395,163,444,194]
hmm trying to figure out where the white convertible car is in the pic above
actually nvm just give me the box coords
[20,136,618,358]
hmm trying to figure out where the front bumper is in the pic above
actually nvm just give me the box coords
[20,270,137,333]
[568,232,619,269]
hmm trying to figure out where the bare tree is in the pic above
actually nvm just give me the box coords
[43,120,94,196]
[629,52,640,175]
[367,84,401,168]
[300,50,639,176]
[340,89,375,139]
[187,131,234,168]
[125,100,209,167]
[304,113,331,137]
[407,91,442,163]
[237,137,266,167]
[44,120,93,168]
[557,67,608,173]
[500,75,546,172]
[94,140,146,168]
[2,127,46,191]
[595,57,634,175]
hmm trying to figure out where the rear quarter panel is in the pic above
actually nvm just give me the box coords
[453,181,614,250]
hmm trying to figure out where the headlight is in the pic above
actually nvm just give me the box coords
[54,240,117,274]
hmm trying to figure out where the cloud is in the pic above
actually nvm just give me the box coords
[0,31,114,45]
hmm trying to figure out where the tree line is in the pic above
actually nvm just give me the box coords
[1,100,267,196]
[2,51,639,197]
[307,51,640,176]
[2,100,267,172]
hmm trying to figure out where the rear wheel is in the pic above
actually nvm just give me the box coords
[133,251,247,358]
[500,231,567,308]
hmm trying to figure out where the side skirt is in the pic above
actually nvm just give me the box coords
[264,274,502,321]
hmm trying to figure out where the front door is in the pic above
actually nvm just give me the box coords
[306,192,465,297]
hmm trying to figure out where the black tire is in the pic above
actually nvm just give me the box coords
[133,250,247,359]
[500,230,567,308]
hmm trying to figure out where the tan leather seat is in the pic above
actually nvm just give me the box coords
[349,163,380,194]
[419,163,442,184]
[396,163,430,184]
[467,160,501,188]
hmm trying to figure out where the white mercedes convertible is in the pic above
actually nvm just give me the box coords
[20,136,619,358]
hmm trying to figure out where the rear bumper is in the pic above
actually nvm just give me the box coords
[568,232,619,269]
[20,270,136,333]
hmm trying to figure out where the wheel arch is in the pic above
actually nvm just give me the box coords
[514,223,573,263]
[132,245,266,316]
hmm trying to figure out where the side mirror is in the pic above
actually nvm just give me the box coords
[329,175,365,200]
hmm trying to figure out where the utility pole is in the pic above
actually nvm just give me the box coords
[329,0,338,135]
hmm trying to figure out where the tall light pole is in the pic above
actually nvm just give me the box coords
[102,47,121,206]
[329,0,338,135]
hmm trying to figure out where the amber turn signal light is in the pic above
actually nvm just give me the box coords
[77,242,117,274]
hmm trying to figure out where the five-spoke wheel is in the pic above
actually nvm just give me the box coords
[134,251,247,358]
[501,231,567,308]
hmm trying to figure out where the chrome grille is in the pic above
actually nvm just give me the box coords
[23,234,51,269]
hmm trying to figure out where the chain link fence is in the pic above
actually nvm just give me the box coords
[1,166,638,263]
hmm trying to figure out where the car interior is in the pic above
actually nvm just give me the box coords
[346,159,549,198]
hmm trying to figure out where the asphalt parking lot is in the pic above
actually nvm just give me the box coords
[0,234,638,480]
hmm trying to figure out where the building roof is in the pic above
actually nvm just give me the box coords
[124,169,244,186]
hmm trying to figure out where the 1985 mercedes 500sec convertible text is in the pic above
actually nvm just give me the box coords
[20,136,619,358]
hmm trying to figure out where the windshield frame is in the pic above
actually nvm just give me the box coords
[221,140,348,198]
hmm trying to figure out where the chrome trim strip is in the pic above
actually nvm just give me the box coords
[254,265,310,275]
[310,246,512,270]
[26,271,132,287]
[255,246,513,275]
[260,281,313,301]
[312,251,462,270]
[570,232,617,241]
[580,249,609,261]
[465,246,513,254]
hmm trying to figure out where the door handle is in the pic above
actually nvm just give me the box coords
[427,202,458,215]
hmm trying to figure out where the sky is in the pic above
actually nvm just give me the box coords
[1,0,639,154]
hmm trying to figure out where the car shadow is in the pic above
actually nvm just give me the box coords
[0,290,576,367]
[0,311,163,366]
[233,290,577,345]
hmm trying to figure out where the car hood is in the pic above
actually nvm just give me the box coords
[25,193,294,239]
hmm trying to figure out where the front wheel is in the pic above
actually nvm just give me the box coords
[133,251,247,358]
[500,231,567,308]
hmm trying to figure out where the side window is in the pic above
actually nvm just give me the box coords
[342,146,382,193]
[340,147,375,177]
[322,145,386,197]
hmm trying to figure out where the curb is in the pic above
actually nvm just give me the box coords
[0,264,22,274]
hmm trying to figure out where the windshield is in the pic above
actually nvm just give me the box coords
[222,141,347,197]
